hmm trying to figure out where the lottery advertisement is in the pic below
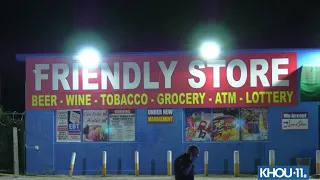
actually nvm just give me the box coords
[212,108,240,141]
[185,108,241,141]
[240,108,268,140]
[56,110,81,142]
[82,110,108,141]
[185,108,212,141]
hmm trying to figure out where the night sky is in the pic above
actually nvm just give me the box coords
[0,0,318,111]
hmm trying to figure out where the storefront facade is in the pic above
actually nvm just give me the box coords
[18,49,320,175]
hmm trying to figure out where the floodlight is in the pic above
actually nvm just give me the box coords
[199,42,220,59]
[74,47,101,68]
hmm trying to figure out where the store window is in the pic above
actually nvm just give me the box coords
[184,108,268,141]
[56,109,136,142]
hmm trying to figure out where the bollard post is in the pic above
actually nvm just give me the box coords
[317,150,320,174]
[13,127,19,175]
[68,152,76,177]
[167,150,172,176]
[204,151,209,176]
[269,150,275,166]
[234,151,240,177]
[135,151,139,176]
[102,151,107,177]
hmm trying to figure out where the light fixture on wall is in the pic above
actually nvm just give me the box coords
[74,47,102,68]
[199,41,221,60]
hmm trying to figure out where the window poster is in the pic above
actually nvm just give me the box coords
[211,108,240,141]
[83,110,108,141]
[108,109,135,141]
[56,110,81,142]
[240,108,268,140]
[300,65,320,101]
[185,108,212,141]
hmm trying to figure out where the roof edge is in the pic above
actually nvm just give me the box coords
[15,48,320,61]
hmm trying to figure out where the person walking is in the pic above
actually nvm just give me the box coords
[174,145,200,180]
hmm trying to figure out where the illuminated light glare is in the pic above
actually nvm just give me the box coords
[200,42,221,59]
[74,48,101,68]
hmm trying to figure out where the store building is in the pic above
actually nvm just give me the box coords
[17,49,320,175]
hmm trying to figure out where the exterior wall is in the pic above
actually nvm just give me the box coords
[24,50,320,175]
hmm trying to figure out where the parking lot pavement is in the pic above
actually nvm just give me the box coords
[0,175,257,180]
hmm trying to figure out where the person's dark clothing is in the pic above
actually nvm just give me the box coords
[174,153,194,180]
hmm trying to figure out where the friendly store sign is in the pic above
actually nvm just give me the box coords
[26,52,298,110]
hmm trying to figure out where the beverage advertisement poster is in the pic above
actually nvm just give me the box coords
[185,108,212,141]
[82,110,108,141]
[56,110,81,142]
[108,109,135,141]
[212,108,240,141]
[300,65,320,101]
[240,108,268,140]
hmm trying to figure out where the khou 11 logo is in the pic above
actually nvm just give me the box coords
[258,166,309,179]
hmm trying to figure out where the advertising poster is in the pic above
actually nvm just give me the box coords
[83,110,108,141]
[56,110,81,142]
[108,109,135,141]
[147,109,173,123]
[240,108,268,141]
[300,65,320,101]
[185,108,212,141]
[211,108,240,141]
[282,112,308,130]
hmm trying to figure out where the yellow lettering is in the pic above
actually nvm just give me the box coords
[156,93,205,105]
[198,93,205,104]
[127,94,133,105]
[148,116,173,123]
[157,93,164,105]
[121,94,127,105]
[106,94,113,105]
[85,94,91,105]
[266,92,272,103]
[216,92,236,104]
[228,92,236,103]
[163,93,170,104]
[134,94,140,105]
[252,92,259,103]
[279,91,286,103]
[246,92,252,103]
[215,93,222,104]
[273,91,279,103]
[185,93,192,104]
[179,93,185,104]
[259,92,265,103]
[66,94,91,106]
[140,93,148,105]
[192,93,199,104]
[100,94,106,105]
[245,91,294,104]
[31,95,57,106]
[32,95,37,106]
[114,94,120,105]
[99,93,148,106]
[172,93,179,104]
[286,91,293,103]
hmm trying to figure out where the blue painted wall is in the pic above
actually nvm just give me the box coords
[24,49,320,175]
